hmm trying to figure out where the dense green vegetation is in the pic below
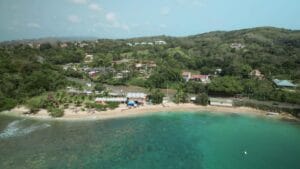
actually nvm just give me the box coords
[195,93,209,106]
[148,89,165,104]
[0,27,299,116]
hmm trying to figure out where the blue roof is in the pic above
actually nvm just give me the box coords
[273,79,297,87]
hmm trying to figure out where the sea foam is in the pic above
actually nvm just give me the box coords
[0,119,50,139]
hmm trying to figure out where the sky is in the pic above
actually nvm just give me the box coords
[0,0,300,41]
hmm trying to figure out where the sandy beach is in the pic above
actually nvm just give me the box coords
[1,103,297,122]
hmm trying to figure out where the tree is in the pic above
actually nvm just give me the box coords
[26,96,46,114]
[195,93,209,106]
[94,83,106,92]
[186,81,206,94]
[48,108,64,117]
[149,89,165,104]
[208,76,243,96]
[0,97,17,112]
[174,84,188,103]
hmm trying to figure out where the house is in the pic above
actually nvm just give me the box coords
[215,68,222,75]
[112,59,132,65]
[114,73,124,79]
[126,43,133,46]
[273,79,297,88]
[155,40,167,45]
[148,62,157,68]
[95,97,127,104]
[88,71,98,77]
[79,43,88,48]
[85,54,94,63]
[135,63,144,69]
[210,98,233,107]
[250,69,264,79]
[190,75,210,83]
[230,43,245,50]
[182,72,192,82]
[83,90,93,95]
[108,92,125,97]
[126,92,147,105]
[60,43,68,48]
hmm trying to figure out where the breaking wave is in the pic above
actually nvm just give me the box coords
[0,119,50,139]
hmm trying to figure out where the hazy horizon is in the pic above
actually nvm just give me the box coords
[1,0,300,41]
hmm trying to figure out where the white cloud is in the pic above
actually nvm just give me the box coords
[105,12,130,31]
[27,22,41,28]
[70,0,87,4]
[68,15,80,23]
[106,12,117,23]
[89,3,102,11]
[161,7,171,16]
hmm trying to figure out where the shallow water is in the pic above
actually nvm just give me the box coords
[0,112,300,169]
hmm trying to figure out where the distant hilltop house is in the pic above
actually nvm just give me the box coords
[79,42,88,48]
[182,72,192,81]
[60,43,68,48]
[27,43,34,48]
[112,59,132,65]
[214,68,222,75]
[127,40,167,46]
[249,69,264,79]
[191,75,210,83]
[87,67,114,78]
[62,63,79,71]
[84,54,94,63]
[273,79,297,88]
[154,40,167,45]
[135,61,157,70]
[230,43,245,50]
[182,72,210,83]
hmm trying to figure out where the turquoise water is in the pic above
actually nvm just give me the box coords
[0,112,300,169]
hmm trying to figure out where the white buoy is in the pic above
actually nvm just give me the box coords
[244,151,248,155]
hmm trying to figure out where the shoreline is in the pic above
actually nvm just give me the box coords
[1,103,298,122]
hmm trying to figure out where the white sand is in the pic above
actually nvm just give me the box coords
[2,103,297,121]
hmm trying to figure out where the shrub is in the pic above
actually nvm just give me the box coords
[0,98,17,112]
[149,89,165,104]
[106,102,120,109]
[48,107,64,117]
[85,102,107,111]
[26,96,45,114]
[195,93,209,106]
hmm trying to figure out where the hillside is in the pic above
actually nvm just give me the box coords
[0,27,299,113]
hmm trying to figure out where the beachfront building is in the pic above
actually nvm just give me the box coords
[95,97,127,104]
[210,98,233,107]
[273,79,297,88]
[126,92,147,105]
